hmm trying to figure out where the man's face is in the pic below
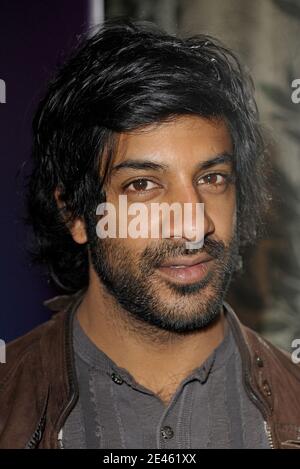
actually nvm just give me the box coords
[85,115,239,333]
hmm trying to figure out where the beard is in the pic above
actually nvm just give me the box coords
[85,212,240,334]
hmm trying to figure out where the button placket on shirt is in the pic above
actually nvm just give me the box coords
[157,356,216,448]
[157,388,189,448]
[160,425,174,440]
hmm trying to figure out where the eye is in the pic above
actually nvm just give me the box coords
[124,178,159,193]
[197,173,228,188]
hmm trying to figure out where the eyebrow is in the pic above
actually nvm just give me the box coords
[111,153,233,174]
[111,160,168,174]
[197,152,233,170]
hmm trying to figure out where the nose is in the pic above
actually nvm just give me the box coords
[166,184,215,247]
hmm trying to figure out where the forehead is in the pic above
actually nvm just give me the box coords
[113,115,233,167]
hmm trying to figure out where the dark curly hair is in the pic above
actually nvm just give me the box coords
[26,18,271,293]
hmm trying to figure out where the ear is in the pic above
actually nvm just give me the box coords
[54,188,88,245]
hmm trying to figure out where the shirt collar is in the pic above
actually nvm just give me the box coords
[72,300,235,389]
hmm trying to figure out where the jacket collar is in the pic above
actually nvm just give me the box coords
[37,289,85,448]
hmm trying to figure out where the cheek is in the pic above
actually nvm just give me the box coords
[118,233,152,255]
[207,190,236,240]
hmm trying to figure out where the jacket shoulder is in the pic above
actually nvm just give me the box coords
[0,289,83,387]
[0,310,67,389]
[243,325,300,381]
[0,290,84,448]
[243,325,300,443]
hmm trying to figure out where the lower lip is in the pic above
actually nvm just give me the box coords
[157,260,213,284]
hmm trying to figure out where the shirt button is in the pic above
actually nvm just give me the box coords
[111,372,123,385]
[161,426,174,440]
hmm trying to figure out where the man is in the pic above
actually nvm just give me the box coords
[0,19,299,449]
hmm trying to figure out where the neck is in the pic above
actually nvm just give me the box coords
[77,269,226,405]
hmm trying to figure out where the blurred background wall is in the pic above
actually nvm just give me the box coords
[0,0,299,350]
[0,0,88,342]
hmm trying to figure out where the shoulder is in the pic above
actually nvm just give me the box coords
[243,324,300,381]
[0,290,84,448]
[0,310,66,389]
[224,301,300,382]
[0,290,83,388]
[225,300,300,425]
[242,324,300,440]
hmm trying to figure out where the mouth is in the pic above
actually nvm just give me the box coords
[156,254,214,284]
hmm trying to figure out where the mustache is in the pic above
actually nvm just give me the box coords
[141,237,226,268]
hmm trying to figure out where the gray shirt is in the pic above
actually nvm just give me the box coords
[62,306,270,449]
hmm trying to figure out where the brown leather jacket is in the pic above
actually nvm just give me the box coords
[0,288,300,449]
